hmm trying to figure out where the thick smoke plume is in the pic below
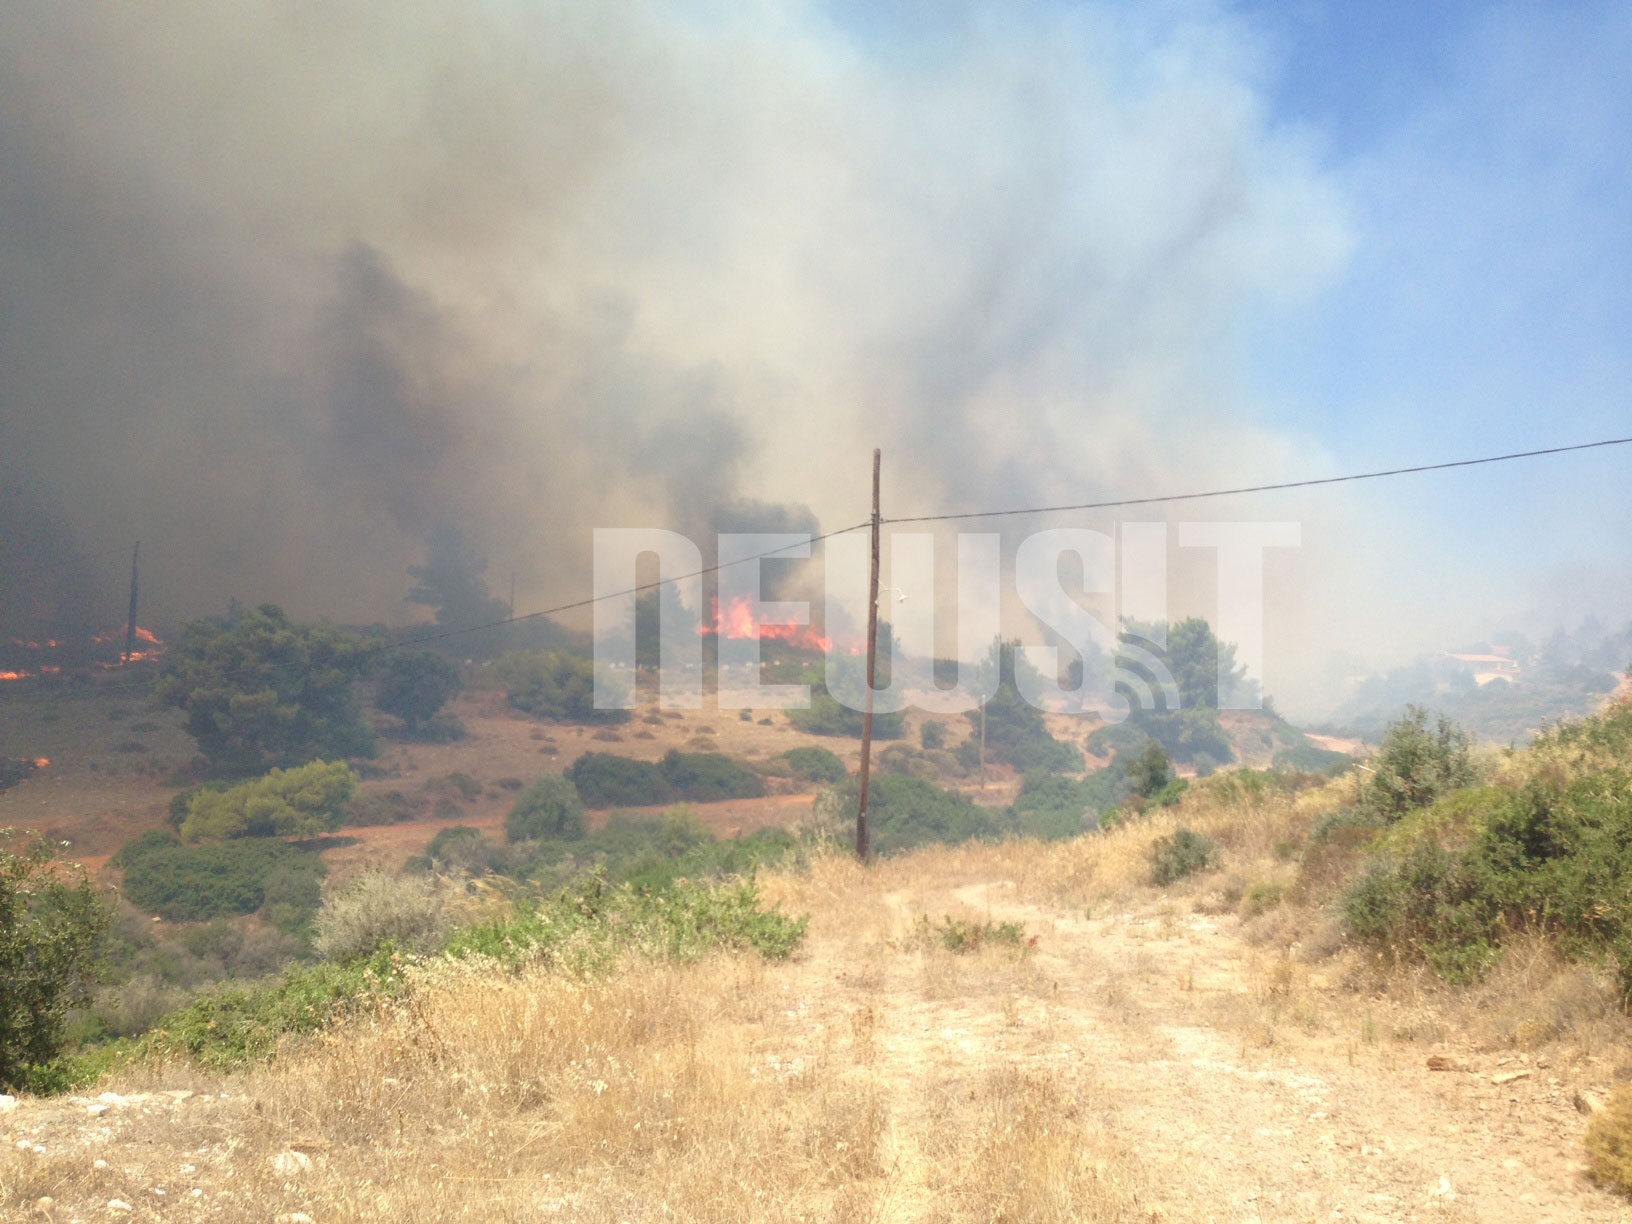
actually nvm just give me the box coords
[1,1,1366,705]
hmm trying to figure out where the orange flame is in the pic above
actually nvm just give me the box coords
[698,595,834,653]
[33,758,50,769]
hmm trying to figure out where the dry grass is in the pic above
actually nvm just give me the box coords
[1586,1084,1632,1198]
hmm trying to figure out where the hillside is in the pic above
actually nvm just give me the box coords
[9,710,1632,1220]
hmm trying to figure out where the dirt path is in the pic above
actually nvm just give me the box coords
[767,880,1627,1223]
[4,873,1628,1221]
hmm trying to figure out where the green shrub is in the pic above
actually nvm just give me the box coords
[1007,771,1128,840]
[914,915,1029,954]
[824,774,1000,856]
[496,650,629,723]
[1125,741,1175,799]
[504,774,587,842]
[374,650,462,732]
[1,830,112,1091]
[1364,706,1477,821]
[1341,769,1632,986]
[117,832,326,924]
[785,669,907,740]
[144,948,408,1072]
[659,750,764,801]
[311,870,451,962]
[443,875,806,972]
[920,721,948,750]
[181,760,358,840]
[567,752,672,807]
[779,745,848,785]
[1150,827,1220,886]
[422,825,509,874]
[156,603,379,776]
[1272,744,1355,777]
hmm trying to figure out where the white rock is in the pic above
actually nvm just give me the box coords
[94,1158,110,1169]
[0,1094,17,1112]
[270,1149,313,1177]
[86,1104,109,1116]
[96,1092,129,1108]
[108,1200,133,1213]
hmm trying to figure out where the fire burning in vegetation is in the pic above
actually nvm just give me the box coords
[698,595,835,654]
[0,626,167,681]
[0,757,50,792]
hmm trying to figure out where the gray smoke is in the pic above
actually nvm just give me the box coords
[1,1,1377,706]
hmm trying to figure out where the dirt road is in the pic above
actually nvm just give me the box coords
[4,864,1627,1221]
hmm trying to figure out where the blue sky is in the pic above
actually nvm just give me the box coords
[816,0,1632,691]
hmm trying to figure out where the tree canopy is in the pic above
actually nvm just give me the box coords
[374,650,462,732]
[181,760,359,840]
[158,604,380,776]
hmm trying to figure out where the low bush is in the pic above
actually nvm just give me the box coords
[920,720,948,750]
[913,915,1029,954]
[1586,1085,1632,1197]
[181,760,357,841]
[1,830,112,1091]
[505,774,588,842]
[311,870,452,962]
[420,825,509,875]
[1150,828,1220,886]
[116,831,326,925]
[786,670,907,740]
[143,948,409,1072]
[444,875,807,971]
[821,774,1001,856]
[660,750,764,801]
[779,745,848,785]
[1342,768,1632,987]
[878,742,966,783]
[568,752,672,807]
[1007,770,1129,840]
[1363,706,1477,822]
[496,649,629,724]
[1272,744,1356,777]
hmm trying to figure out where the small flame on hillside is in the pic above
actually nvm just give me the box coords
[0,626,167,680]
[698,595,834,654]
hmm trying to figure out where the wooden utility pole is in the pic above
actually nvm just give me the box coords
[855,448,882,862]
[122,542,140,664]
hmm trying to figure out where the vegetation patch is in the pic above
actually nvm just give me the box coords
[1,831,111,1092]
[779,745,849,785]
[180,760,357,840]
[820,774,1001,856]
[115,830,326,928]
[156,603,380,776]
[1150,827,1220,886]
[912,914,1030,954]
[445,875,807,972]
[1586,1085,1632,1197]
[496,649,629,724]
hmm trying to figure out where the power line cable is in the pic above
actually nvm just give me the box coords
[881,435,1632,526]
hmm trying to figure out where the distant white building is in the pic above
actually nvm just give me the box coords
[1445,652,1520,686]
